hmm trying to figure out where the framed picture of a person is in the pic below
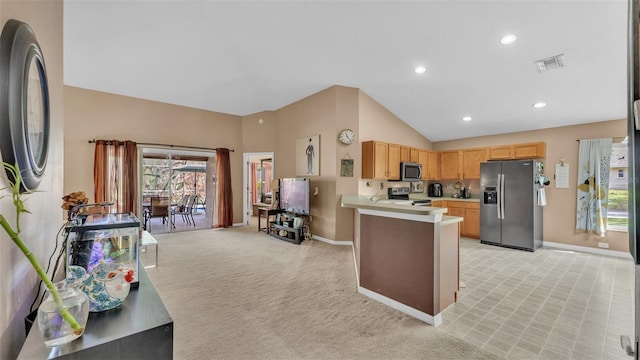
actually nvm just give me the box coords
[296,135,320,176]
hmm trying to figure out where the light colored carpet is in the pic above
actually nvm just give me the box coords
[144,226,502,360]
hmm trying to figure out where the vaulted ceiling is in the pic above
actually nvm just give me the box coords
[64,1,628,142]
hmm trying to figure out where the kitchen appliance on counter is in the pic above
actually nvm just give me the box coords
[428,183,443,197]
[480,160,543,251]
[400,162,422,182]
[387,187,432,206]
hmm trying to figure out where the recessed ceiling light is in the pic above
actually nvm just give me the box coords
[533,102,547,108]
[462,116,472,122]
[500,34,517,45]
[414,66,426,74]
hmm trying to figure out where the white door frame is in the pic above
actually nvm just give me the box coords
[243,152,275,225]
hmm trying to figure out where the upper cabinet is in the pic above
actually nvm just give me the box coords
[362,141,388,179]
[362,141,401,180]
[410,148,420,163]
[461,148,487,179]
[419,149,440,180]
[400,146,411,163]
[363,140,545,181]
[487,142,546,160]
[387,143,401,180]
[440,150,461,180]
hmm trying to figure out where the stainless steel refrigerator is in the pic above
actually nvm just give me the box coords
[480,160,543,251]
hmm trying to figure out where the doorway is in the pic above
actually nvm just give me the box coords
[140,147,216,234]
[243,152,275,226]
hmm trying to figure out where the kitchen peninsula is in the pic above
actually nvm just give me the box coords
[341,195,462,326]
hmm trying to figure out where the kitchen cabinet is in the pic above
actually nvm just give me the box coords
[400,146,420,163]
[362,141,388,179]
[445,201,480,239]
[461,148,487,179]
[419,150,440,180]
[400,146,411,162]
[514,142,545,159]
[410,148,420,163]
[388,143,401,180]
[362,141,401,180]
[440,150,461,180]
[431,200,444,208]
[487,142,545,160]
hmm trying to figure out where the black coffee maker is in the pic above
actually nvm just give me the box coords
[428,183,443,197]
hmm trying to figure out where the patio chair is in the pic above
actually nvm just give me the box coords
[148,197,170,230]
[174,195,196,226]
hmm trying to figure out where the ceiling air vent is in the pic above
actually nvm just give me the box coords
[535,54,565,73]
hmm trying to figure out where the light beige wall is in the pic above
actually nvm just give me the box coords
[358,91,433,149]
[434,119,629,252]
[0,1,63,358]
[357,90,433,196]
[334,87,359,242]
[242,111,277,153]
[64,86,245,224]
[273,86,339,239]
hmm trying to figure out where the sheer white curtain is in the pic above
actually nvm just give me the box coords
[575,138,612,236]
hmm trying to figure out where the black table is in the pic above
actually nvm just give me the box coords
[17,267,174,359]
[258,207,284,234]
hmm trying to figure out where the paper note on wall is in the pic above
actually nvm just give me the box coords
[555,163,569,188]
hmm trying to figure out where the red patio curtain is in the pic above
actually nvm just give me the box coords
[264,162,272,194]
[216,148,233,228]
[94,140,138,216]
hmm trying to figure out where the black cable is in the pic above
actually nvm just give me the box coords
[29,222,69,313]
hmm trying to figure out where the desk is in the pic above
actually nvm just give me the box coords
[18,267,173,359]
[258,208,284,233]
[140,231,158,268]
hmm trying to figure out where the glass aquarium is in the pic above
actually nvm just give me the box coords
[65,213,141,286]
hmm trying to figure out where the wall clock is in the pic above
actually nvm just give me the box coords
[338,129,355,145]
[0,19,50,192]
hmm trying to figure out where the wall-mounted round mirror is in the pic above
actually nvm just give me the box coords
[0,19,50,192]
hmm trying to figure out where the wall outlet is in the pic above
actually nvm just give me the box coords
[598,242,609,249]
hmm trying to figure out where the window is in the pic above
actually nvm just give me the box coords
[607,141,628,231]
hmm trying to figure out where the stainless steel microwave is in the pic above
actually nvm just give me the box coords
[400,162,422,181]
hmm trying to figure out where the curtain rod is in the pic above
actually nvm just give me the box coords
[88,139,234,152]
[576,136,626,142]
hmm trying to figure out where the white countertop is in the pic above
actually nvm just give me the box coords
[341,195,449,216]
[409,195,480,203]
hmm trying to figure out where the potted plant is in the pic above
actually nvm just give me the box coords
[0,162,88,346]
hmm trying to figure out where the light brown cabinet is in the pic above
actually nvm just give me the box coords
[400,146,411,163]
[418,150,438,180]
[445,201,480,239]
[362,141,401,180]
[431,200,444,208]
[388,143,401,180]
[410,148,420,163]
[487,142,545,160]
[461,148,487,179]
[440,150,461,180]
[362,141,388,179]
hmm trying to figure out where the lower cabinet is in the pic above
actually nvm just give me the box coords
[442,201,480,239]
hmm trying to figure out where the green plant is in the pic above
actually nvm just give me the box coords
[0,163,83,334]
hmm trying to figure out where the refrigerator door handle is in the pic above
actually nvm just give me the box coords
[499,174,505,220]
[496,174,501,219]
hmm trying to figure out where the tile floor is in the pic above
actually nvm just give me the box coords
[440,238,634,360]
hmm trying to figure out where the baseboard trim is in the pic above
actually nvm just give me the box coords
[351,243,360,288]
[311,235,352,246]
[543,241,633,259]
[357,286,441,326]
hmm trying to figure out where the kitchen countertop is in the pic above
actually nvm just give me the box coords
[410,195,480,203]
[342,195,448,215]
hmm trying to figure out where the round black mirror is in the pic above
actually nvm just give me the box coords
[0,19,50,192]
